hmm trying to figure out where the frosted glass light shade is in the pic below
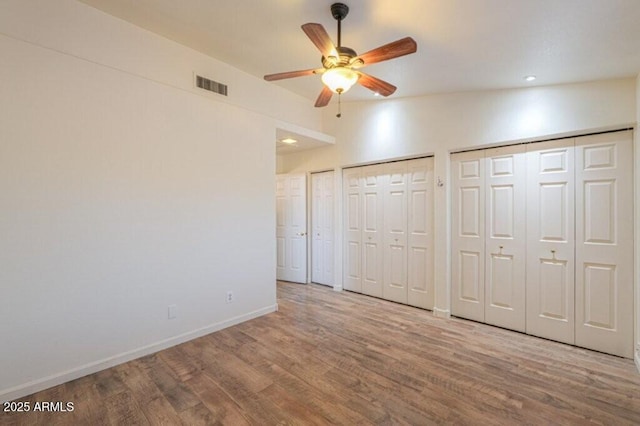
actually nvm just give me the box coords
[321,67,359,94]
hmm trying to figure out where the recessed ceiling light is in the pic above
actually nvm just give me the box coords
[524,75,537,82]
[280,138,297,144]
[374,92,380,97]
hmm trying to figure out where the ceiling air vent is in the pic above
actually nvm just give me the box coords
[195,75,228,96]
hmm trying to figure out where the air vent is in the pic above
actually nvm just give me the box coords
[195,75,228,96]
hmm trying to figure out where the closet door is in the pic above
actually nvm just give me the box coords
[407,157,434,309]
[311,171,334,286]
[383,161,409,304]
[484,146,527,331]
[526,139,575,344]
[361,164,385,298]
[343,168,362,292]
[575,131,633,357]
[451,150,486,322]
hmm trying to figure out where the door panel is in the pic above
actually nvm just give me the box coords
[526,139,575,344]
[275,174,307,283]
[484,145,526,332]
[539,258,570,320]
[311,174,323,283]
[407,157,434,309]
[343,168,362,292]
[322,173,335,285]
[362,164,385,297]
[575,131,633,358]
[311,171,334,286]
[460,250,482,301]
[451,150,485,322]
[384,161,408,304]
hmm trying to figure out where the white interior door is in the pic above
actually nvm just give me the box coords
[343,167,362,292]
[311,171,334,287]
[275,173,307,283]
[575,131,633,358]
[451,150,486,322]
[362,164,385,298]
[407,157,434,309]
[526,139,575,344]
[484,145,526,332]
[383,161,409,304]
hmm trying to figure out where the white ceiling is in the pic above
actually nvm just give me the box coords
[78,0,640,103]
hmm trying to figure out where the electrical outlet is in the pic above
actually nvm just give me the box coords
[226,291,234,303]
[168,304,177,319]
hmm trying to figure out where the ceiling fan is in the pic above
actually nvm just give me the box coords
[263,2,417,110]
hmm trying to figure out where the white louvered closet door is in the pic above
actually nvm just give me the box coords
[343,167,362,292]
[407,157,434,309]
[451,150,486,322]
[484,145,527,332]
[575,131,633,358]
[526,139,576,345]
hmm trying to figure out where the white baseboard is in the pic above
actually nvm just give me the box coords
[433,307,451,319]
[0,304,277,403]
[332,285,343,292]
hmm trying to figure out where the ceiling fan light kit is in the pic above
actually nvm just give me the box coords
[263,2,417,114]
[321,67,359,94]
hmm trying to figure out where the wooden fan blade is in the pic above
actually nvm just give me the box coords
[315,86,333,107]
[264,69,318,81]
[302,23,337,58]
[355,37,417,67]
[357,72,397,97]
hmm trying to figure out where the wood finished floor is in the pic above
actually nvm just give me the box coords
[2,281,640,425]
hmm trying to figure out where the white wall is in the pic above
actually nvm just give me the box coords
[0,0,323,401]
[282,78,637,317]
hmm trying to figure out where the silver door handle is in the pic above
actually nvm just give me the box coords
[296,232,307,236]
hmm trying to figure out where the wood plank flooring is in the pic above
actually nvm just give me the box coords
[2,281,640,425]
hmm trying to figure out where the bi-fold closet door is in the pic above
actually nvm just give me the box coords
[527,133,633,357]
[525,138,576,344]
[452,131,633,358]
[343,157,434,309]
[451,145,527,331]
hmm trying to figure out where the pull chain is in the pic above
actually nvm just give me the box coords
[336,92,342,118]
